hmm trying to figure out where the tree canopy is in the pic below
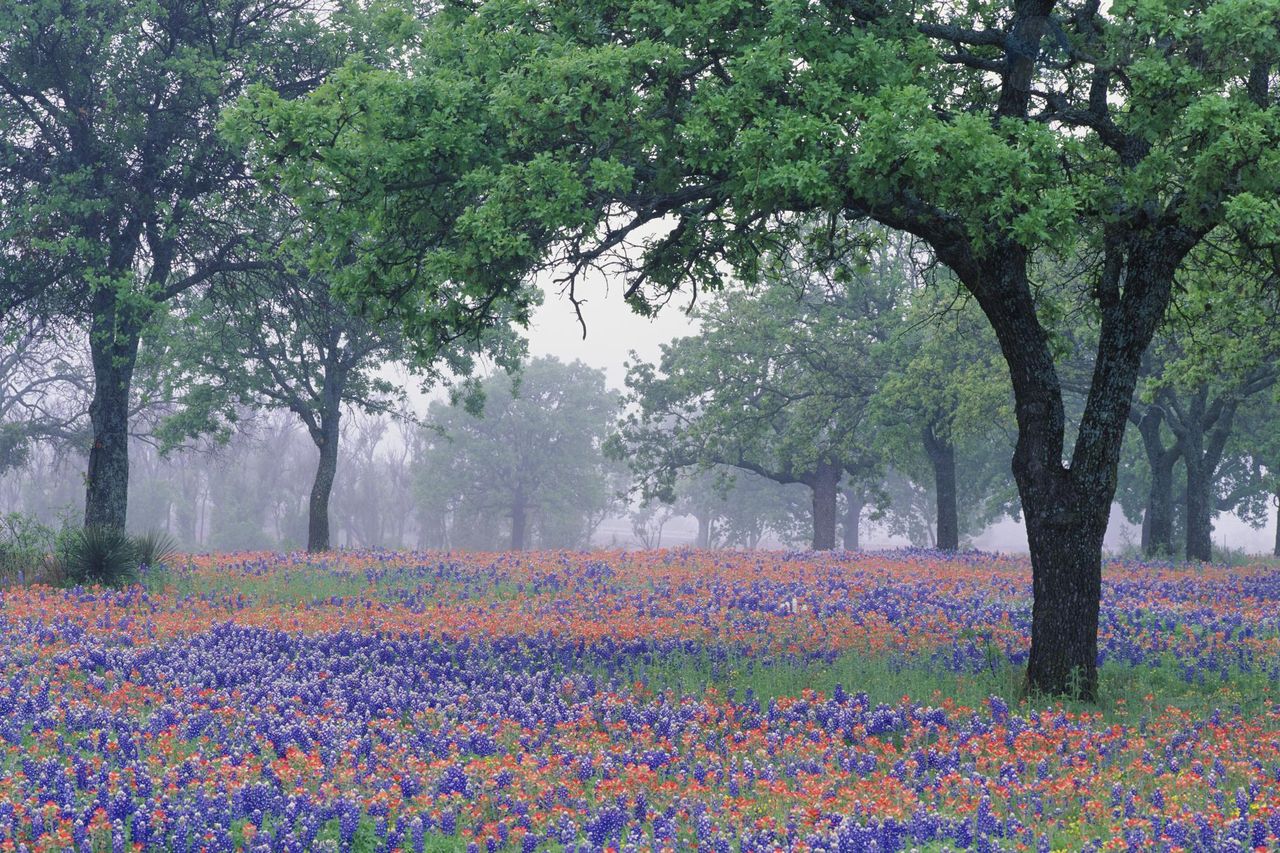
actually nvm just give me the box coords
[415,357,619,551]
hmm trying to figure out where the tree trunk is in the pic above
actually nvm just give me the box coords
[809,458,840,551]
[1023,483,1107,699]
[1145,458,1176,556]
[1183,448,1213,562]
[510,493,527,550]
[1182,389,1239,563]
[841,486,863,551]
[84,320,141,531]
[922,423,959,551]
[695,511,711,548]
[307,422,340,552]
[956,236,1180,701]
[1274,488,1280,558]
[1136,408,1178,557]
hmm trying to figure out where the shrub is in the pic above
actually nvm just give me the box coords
[0,512,55,587]
[59,526,141,589]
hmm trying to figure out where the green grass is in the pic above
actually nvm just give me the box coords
[602,645,1277,724]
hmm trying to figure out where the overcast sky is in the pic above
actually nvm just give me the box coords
[524,270,700,390]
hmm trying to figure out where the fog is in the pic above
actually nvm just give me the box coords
[3,284,1275,557]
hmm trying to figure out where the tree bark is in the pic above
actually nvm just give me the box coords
[922,423,959,551]
[1165,384,1240,562]
[943,233,1182,700]
[1183,447,1213,562]
[307,420,340,552]
[84,313,141,531]
[1136,407,1178,557]
[808,457,840,551]
[841,486,863,551]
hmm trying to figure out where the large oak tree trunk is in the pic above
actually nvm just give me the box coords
[1023,483,1107,698]
[949,234,1181,700]
[809,458,840,551]
[84,316,141,531]
[922,423,959,551]
[307,420,340,552]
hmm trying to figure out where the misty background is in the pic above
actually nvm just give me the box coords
[4,283,1275,555]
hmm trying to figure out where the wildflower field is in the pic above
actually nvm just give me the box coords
[2,550,1279,852]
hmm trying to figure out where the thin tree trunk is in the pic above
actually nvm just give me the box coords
[84,322,141,531]
[307,423,340,552]
[1274,488,1280,558]
[841,486,863,551]
[809,458,840,551]
[922,423,959,551]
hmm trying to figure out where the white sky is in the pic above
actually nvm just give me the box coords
[525,271,700,390]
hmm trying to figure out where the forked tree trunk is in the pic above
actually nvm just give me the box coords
[307,421,340,552]
[84,319,141,531]
[956,236,1181,701]
[922,423,959,551]
[808,458,840,551]
[1162,383,1250,563]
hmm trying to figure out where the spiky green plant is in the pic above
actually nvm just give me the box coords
[60,526,140,589]
[133,530,177,570]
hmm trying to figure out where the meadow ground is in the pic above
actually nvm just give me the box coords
[1,549,1278,851]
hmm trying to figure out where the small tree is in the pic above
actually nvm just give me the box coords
[163,270,412,551]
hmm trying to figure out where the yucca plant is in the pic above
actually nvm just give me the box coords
[59,526,140,589]
[133,530,178,570]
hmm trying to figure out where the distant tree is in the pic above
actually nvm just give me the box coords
[333,411,419,549]
[645,467,811,549]
[0,319,91,475]
[614,257,897,550]
[1139,262,1280,560]
[414,357,619,551]
[870,284,1015,550]
[161,268,416,551]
